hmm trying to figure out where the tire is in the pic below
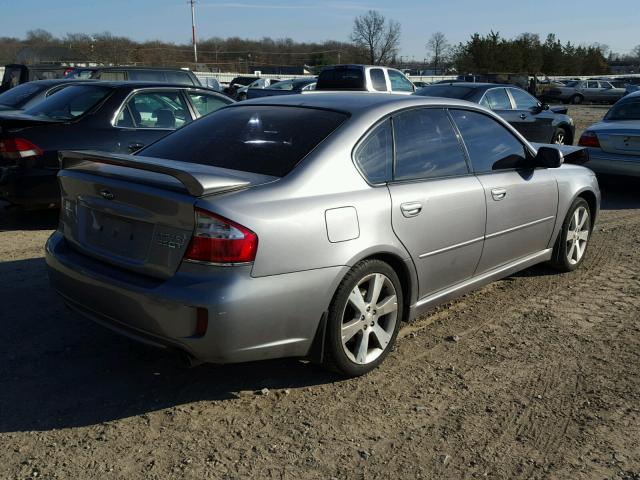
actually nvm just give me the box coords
[322,259,403,377]
[570,94,583,105]
[549,197,591,272]
[552,127,570,145]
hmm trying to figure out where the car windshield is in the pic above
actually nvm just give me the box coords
[24,85,111,120]
[565,81,579,87]
[0,82,47,108]
[605,99,640,120]
[139,106,348,177]
[414,85,474,99]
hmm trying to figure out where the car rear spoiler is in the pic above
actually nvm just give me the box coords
[59,150,254,197]
[530,143,589,165]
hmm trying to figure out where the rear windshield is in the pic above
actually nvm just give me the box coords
[605,99,640,120]
[317,68,365,90]
[414,85,474,99]
[0,81,47,108]
[139,106,348,177]
[24,85,111,120]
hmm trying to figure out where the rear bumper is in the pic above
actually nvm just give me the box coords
[582,148,640,177]
[0,166,60,207]
[46,231,347,363]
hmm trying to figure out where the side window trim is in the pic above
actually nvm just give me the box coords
[504,88,517,109]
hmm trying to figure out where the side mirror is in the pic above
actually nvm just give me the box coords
[534,146,563,168]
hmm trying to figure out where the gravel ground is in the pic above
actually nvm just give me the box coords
[1,106,638,480]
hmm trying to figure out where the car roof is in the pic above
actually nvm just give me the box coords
[235,91,481,116]
[422,82,514,89]
[90,66,195,72]
[61,80,219,91]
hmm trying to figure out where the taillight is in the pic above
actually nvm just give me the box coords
[578,131,600,148]
[184,208,258,264]
[0,138,43,159]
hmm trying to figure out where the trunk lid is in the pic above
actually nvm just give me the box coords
[592,122,640,156]
[58,150,276,279]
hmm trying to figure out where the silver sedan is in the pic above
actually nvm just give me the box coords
[45,93,600,376]
[578,91,640,177]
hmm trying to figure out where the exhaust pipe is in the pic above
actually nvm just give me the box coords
[176,350,202,368]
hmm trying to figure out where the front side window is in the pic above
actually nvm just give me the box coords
[188,92,230,117]
[481,88,512,110]
[370,68,387,91]
[393,108,468,181]
[124,90,191,129]
[388,70,414,92]
[450,109,528,172]
[354,119,393,184]
[140,106,348,177]
[509,88,539,110]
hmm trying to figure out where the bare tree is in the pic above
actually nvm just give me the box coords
[351,10,401,65]
[426,32,450,74]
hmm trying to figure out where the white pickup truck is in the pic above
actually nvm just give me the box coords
[315,65,416,94]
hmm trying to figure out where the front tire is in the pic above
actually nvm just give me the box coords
[322,259,403,377]
[571,94,583,105]
[549,197,591,272]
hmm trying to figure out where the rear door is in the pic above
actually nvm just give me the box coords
[113,89,194,153]
[384,108,486,297]
[450,109,558,273]
[584,81,603,102]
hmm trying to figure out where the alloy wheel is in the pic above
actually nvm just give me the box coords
[554,131,566,145]
[340,273,398,365]
[566,206,589,265]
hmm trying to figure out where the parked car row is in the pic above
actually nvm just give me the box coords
[5,62,635,377]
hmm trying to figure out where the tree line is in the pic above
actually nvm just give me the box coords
[1,14,638,76]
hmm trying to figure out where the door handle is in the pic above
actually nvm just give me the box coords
[491,188,507,201]
[400,202,422,217]
[519,113,527,119]
[128,142,145,152]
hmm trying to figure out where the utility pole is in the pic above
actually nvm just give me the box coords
[190,0,198,64]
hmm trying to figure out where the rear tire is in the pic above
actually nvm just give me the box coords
[549,197,591,272]
[322,259,403,377]
[552,127,570,145]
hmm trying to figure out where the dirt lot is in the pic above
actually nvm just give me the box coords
[1,106,638,480]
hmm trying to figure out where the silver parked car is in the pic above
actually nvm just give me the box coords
[578,91,640,177]
[46,94,600,376]
[544,79,626,104]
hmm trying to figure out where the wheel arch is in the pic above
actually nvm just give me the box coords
[577,189,598,229]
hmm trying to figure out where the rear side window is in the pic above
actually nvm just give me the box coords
[140,106,348,177]
[166,71,196,85]
[450,109,528,172]
[123,91,191,129]
[370,69,387,92]
[188,92,230,117]
[388,70,414,92]
[481,88,512,110]
[128,70,165,82]
[354,119,393,184]
[317,68,365,90]
[98,71,126,81]
[393,108,468,181]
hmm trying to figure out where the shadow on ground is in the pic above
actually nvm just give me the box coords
[598,175,640,210]
[0,202,59,232]
[0,257,339,433]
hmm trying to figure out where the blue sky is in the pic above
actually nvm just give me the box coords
[1,0,637,58]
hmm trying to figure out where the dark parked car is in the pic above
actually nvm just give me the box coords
[0,79,88,114]
[415,83,575,144]
[65,66,201,86]
[1,64,70,93]
[0,82,232,208]
[223,76,260,98]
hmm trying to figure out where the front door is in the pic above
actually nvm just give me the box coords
[507,87,554,143]
[449,108,558,273]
